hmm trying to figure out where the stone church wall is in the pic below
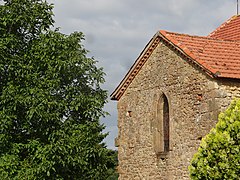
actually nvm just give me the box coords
[116,40,239,180]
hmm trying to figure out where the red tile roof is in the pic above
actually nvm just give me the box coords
[208,15,240,40]
[111,16,240,100]
[161,30,240,79]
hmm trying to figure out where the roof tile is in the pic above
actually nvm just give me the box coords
[208,15,240,40]
[161,30,240,79]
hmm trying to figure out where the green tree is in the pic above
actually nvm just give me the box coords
[106,150,118,180]
[0,0,114,179]
[189,99,240,179]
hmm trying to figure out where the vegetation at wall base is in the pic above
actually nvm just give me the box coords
[0,0,116,179]
[189,99,240,179]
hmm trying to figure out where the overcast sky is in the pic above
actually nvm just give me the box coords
[47,0,237,149]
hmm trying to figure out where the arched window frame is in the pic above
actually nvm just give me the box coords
[153,93,170,157]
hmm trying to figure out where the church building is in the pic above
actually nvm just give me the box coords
[111,15,240,179]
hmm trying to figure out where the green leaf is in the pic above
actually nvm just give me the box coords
[0,0,112,179]
[189,99,240,179]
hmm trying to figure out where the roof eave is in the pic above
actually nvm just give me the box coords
[110,33,161,100]
[111,31,222,101]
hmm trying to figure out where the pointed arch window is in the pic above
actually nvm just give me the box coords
[163,94,169,152]
[153,93,170,156]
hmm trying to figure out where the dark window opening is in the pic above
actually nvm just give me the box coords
[163,94,169,152]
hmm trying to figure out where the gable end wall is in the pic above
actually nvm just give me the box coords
[116,40,239,180]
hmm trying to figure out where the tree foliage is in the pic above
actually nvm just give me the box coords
[106,150,119,180]
[189,99,240,179]
[0,0,114,179]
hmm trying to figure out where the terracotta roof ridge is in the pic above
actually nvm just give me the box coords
[208,15,240,38]
[160,29,240,43]
[160,30,206,39]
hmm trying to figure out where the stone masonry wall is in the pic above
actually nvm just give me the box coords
[116,40,240,180]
